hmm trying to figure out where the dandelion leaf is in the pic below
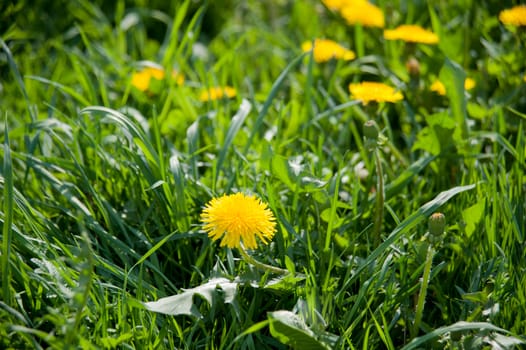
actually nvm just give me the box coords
[268,310,332,350]
[143,278,237,318]
[462,200,485,238]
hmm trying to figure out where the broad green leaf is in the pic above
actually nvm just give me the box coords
[401,321,524,350]
[412,112,458,155]
[143,278,237,318]
[462,200,485,238]
[271,155,296,189]
[268,311,331,350]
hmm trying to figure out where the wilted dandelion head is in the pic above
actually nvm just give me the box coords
[199,86,237,102]
[499,5,526,26]
[384,25,439,44]
[302,39,356,63]
[201,193,276,249]
[349,81,404,104]
[430,78,475,96]
[340,1,385,28]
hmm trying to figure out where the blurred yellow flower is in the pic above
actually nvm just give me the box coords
[131,66,184,92]
[199,86,237,102]
[302,39,356,63]
[349,81,403,104]
[340,1,385,28]
[430,78,476,96]
[201,193,277,249]
[499,5,526,26]
[384,25,439,44]
[321,0,350,10]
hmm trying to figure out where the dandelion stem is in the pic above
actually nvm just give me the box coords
[412,244,435,338]
[372,147,384,246]
[238,244,289,275]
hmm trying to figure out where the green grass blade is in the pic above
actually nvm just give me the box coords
[0,39,36,121]
[241,52,307,156]
[1,119,14,304]
[214,99,252,188]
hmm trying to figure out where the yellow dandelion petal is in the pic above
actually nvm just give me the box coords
[464,77,476,90]
[201,193,277,249]
[384,25,439,44]
[349,81,403,104]
[302,39,356,63]
[430,78,476,96]
[199,86,237,102]
[131,70,153,91]
[340,1,385,28]
[131,66,183,92]
[146,67,165,80]
[430,80,446,95]
[322,0,365,11]
[499,5,526,26]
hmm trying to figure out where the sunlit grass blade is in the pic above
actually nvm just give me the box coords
[214,99,252,189]
[242,52,307,156]
[1,119,14,304]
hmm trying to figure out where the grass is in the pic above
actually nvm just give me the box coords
[1,0,525,348]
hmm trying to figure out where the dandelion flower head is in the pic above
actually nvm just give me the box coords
[499,5,526,26]
[302,39,356,63]
[430,78,475,96]
[384,25,439,44]
[131,66,184,92]
[321,0,351,11]
[201,193,276,249]
[349,81,404,104]
[340,1,385,28]
[199,86,237,102]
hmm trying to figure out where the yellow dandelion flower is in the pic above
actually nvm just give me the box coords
[201,193,277,249]
[322,0,355,11]
[131,66,184,92]
[384,25,439,44]
[349,81,403,104]
[199,86,237,102]
[340,1,385,28]
[499,5,526,26]
[302,39,356,63]
[430,78,476,96]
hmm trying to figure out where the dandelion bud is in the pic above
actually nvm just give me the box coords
[405,57,420,77]
[363,120,379,141]
[428,212,446,237]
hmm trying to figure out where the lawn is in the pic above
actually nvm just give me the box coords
[1,1,525,349]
